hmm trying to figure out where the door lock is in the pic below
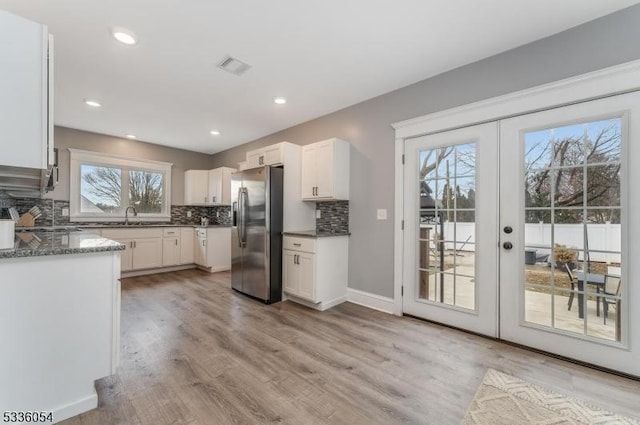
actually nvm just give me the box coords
[503,226,513,234]
[503,242,513,250]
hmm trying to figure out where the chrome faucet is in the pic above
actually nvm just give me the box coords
[124,206,138,225]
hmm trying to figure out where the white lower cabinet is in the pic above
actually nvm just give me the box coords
[195,227,231,272]
[180,228,194,264]
[283,235,348,311]
[101,228,163,272]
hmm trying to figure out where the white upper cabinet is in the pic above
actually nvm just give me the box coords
[184,170,209,204]
[245,142,288,169]
[208,167,235,205]
[301,138,350,201]
[0,10,53,169]
[184,167,236,205]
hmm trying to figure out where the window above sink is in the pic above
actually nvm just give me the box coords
[69,149,172,222]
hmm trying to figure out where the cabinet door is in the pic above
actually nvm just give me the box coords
[180,228,194,264]
[132,238,162,270]
[185,170,209,204]
[297,252,316,301]
[207,227,231,270]
[208,168,222,204]
[264,144,283,165]
[246,150,263,169]
[283,250,299,295]
[301,145,317,199]
[315,141,334,198]
[0,11,48,169]
[119,239,134,272]
[162,237,180,266]
[195,237,207,267]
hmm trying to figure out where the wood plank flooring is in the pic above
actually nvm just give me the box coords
[61,269,640,425]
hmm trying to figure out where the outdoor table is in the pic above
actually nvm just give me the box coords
[575,272,605,319]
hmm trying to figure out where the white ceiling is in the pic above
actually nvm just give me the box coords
[1,1,638,154]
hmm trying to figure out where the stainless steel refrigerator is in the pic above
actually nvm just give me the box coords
[231,166,283,303]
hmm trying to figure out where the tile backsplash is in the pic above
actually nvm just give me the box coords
[0,191,231,227]
[316,201,349,233]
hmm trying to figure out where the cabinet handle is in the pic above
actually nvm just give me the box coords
[129,241,133,248]
[212,196,216,203]
[175,239,178,246]
[293,243,301,247]
[294,254,298,265]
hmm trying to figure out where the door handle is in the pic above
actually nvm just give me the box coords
[503,242,513,250]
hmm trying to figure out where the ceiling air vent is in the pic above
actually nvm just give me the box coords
[217,55,252,76]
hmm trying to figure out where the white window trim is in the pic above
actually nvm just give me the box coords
[392,59,640,316]
[69,149,173,222]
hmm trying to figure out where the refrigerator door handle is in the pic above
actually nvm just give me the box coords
[240,187,248,246]
[236,188,244,247]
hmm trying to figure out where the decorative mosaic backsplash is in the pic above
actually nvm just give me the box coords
[316,200,349,233]
[0,192,231,227]
[170,205,232,226]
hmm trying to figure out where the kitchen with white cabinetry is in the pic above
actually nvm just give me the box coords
[3,2,640,423]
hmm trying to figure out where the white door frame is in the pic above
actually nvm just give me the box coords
[393,59,640,317]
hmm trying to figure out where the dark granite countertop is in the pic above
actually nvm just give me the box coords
[283,230,351,238]
[75,224,231,229]
[0,230,125,259]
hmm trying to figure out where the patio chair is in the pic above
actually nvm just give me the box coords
[603,274,621,325]
[565,264,577,311]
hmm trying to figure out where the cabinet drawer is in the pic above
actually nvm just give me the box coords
[163,228,180,237]
[283,236,316,253]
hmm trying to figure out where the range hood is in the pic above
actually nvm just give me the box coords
[0,149,58,197]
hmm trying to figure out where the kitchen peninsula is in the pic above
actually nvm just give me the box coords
[0,229,123,424]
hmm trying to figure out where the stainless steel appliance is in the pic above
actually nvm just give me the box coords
[231,166,283,303]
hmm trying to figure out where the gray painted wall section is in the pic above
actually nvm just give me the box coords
[209,5,640,298]
[49,126,215,204]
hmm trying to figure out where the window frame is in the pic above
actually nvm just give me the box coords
[69,149,173,222]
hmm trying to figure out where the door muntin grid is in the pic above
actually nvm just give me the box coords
[417,142,477,311]
[522,117,623,343]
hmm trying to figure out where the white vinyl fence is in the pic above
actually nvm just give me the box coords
[430,222,621,263]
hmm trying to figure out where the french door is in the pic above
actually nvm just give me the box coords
[403,123,499,337]
[402,91,640,376]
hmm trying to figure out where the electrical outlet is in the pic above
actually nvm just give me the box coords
[187,210,192,218]
[216,210,220,218]
[61,208,69,217]
[316,210,321,219]
[376,209,388,220]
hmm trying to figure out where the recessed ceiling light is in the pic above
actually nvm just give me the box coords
[111,27,138,45]
[125,134,136,139]
[274,97,287,105]
[84,99,101,108]
[210,130,220,136]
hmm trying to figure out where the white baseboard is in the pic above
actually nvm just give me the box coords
[122,264,195,278]
[347,288,395,314]
[52,392,98,424]
[285,294,348,311]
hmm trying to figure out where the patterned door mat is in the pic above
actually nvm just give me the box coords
[462,369,640,425]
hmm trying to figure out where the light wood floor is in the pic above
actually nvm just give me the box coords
[61,269,640,425]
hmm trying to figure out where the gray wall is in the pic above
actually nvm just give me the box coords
[49,126,214,204]
[209,5,640,298]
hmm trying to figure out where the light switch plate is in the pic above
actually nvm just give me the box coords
[376,209,388,220]
[316,210,322,219]
[187,211,192,218]
[61,208,69,217]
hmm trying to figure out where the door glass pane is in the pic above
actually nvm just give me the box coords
[418,143,476,310]
[80,164,122,214]
[523,117,622,343]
